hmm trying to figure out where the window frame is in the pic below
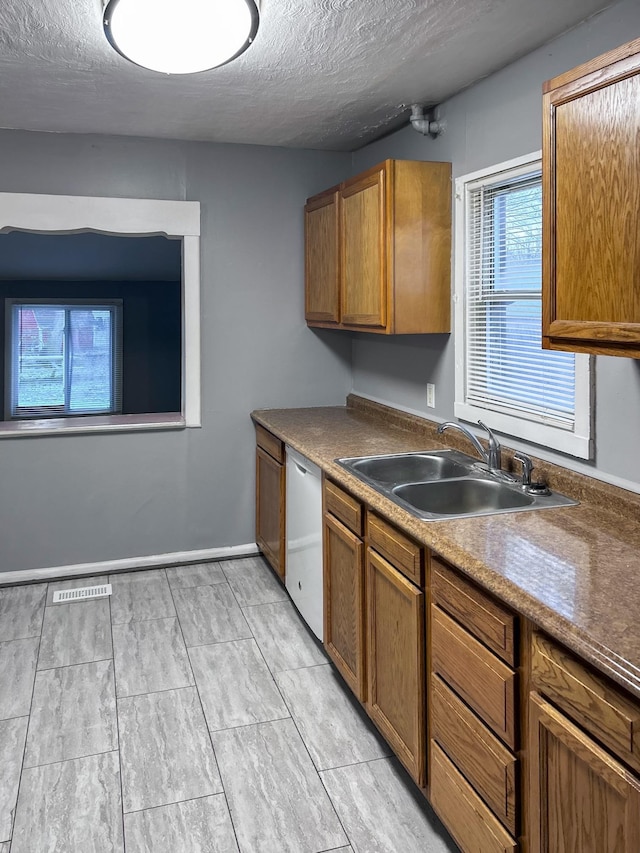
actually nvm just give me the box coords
[454,152,593,459]
[5,298,123,421]
[0,192,201,438]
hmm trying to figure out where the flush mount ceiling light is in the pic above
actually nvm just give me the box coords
[103,0,260,74]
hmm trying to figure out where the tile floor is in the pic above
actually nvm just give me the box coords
[0,556,458,852]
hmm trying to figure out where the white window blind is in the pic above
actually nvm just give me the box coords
[454,154,592,459]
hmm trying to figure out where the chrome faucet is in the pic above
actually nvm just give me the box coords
[437,420,502,473]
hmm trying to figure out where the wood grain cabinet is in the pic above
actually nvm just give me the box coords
[528,693,640,852]
[528,631,640,853]
[305,159,452,334]
[366,545,425,786]
[542,37,640,356]
[429,557,519,849]
[323,497,366,702]
[322,483,426,786]
[255,425,285,582]
[305,187,340,325]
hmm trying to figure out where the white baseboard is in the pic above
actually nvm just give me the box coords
[0,543,260,587]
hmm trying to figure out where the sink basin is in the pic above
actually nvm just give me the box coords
[348,452,472,486]
[393,478,534,518]
[335,449,578,521]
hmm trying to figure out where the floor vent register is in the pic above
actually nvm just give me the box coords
[51,584,112,603]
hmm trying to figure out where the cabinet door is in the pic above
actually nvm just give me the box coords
[543,43,640,356]
[255,447,285,581]
[367,547,425,786]
[340,167,387,328]
[305,190,340,324]
[529,692,640,853]
[323,513,366,701]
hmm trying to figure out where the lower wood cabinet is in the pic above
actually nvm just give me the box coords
[319,479,640,853]
[366,546,426,786]
[255,428,285,582]
[323,512,366,701]
[431,742,518,853]
[323,481,426,787]
[528,692,640,852]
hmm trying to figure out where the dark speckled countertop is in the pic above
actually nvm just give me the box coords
[252,397,640,702]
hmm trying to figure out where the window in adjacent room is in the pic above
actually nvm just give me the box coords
[454,153,592,459]
[6,300,122,419]
[0,192,201,437]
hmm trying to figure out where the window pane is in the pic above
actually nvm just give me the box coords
[493,183,542,293]
[68,309,113,413]
[14,307,65,411]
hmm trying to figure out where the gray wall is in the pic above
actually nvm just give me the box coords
[349,0,640,489]
[0,132,352,572]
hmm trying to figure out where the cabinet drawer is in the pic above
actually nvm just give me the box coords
[531,632,640,774]
[430,742,518,853]
[431,606,517,748]
[431,675,517,835]
[255,424,284,463]
[367,513,422,585]
[431,558,515,665]
[324,481,363,536]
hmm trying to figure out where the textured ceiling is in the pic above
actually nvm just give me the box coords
[0,0,612,150]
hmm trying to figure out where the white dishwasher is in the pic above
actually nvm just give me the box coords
[285,447,323,641]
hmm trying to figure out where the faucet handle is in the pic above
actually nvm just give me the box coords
[477,420,501,470]
[513,452,534,486]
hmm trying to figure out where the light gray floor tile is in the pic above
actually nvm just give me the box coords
[242,601,326,673]
[166,562,227,589]
[118,687,222,812]
[11,751,123,853]
[46,576,108,606]
[0,842,9,852]
[113,617,193,698]
[275,664,391,770]
[124,794,239,853]
[109,570,175,624]
[0,716,28,842]
[173,584,252,647]
[222,557,287,607]
[0,637,39,720]
[25,660,117,768]
[320,758,457,853]
[212,718,347,853]
[189,639,289,731]
[37,599,112,670]
[0,584,46,642]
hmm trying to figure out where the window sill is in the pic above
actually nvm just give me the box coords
[0,412,190,439]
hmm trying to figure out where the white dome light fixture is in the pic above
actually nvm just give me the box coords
[103,0,260,75]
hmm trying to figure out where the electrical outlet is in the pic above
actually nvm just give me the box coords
[426,383,435,408]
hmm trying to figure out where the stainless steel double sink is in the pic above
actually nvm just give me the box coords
[336,449,577,521]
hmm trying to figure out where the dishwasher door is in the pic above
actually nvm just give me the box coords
[285,448,323,641]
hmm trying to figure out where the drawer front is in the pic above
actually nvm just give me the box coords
[531,632,640,774]
[367,513,422,585]
[255,424,284,463]
[430,742,518,853]
[325,480,363,536]
[432,606,517,748]
[431,675,517,835]
[431,558,515,665]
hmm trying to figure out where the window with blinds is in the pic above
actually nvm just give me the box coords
[454,154,592,459]
[6,300,122,419]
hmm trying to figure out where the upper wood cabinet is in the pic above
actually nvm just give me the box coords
[304,159,452,334]
[305,187,340,324]
[542,37,640,357]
